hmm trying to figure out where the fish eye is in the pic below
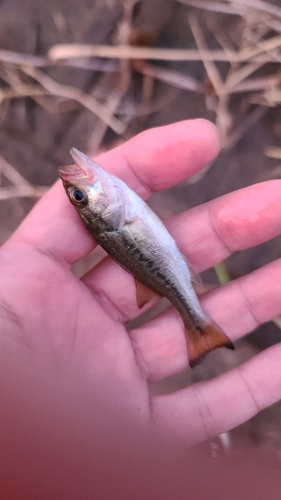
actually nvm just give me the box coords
[69,188,88,207]
[73,189,85,202]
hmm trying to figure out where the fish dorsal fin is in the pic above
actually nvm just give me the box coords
[192,283,209,296]
[184,256,202,287]
[134,278,157,308]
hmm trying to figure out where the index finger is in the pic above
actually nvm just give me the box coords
[6,120,220,265]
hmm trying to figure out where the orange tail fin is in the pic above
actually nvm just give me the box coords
[185,323,234,368]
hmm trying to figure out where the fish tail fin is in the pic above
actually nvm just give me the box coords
[185,322,234,368]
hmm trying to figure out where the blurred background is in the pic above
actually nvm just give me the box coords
[1,0,281,459]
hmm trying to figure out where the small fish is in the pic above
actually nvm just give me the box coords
[58,148,234,367]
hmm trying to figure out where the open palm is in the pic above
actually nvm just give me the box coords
[1,119,281,448]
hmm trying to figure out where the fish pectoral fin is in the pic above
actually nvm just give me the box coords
[185,322,234,368]
[134,278,157,308]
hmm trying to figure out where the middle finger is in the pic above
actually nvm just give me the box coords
[82,180,281,322]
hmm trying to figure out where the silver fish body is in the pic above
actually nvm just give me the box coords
[58,148,233,367]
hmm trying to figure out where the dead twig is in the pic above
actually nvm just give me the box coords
[225,62,264,90]
[179,0,281,19]
[0,186,48,200]
[232,0,281,19]
[224,105,267,149]
[20,66,126,135]
[264,146,281,159]
[0,50,49,67]
[230,74,281,93]
[0,155,33,187]
[189,15,233,145]
[0,86,46,103]
[189,14,224,95]
[88,0,135,153]
[176,0,240,15]
[48,42,281,64]
[0,42,280,70]
[0,48,119,71]
[137,63,203,93]
[0,155,48,200]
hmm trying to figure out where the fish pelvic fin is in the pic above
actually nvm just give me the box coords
[185,322,234,368]
[134,278,158,308]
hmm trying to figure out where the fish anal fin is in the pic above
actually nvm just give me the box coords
[134,278,157,308]
[185,323,234,368]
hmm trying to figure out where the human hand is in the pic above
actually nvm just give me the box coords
[1,119,281,448]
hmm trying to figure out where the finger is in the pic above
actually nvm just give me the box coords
[168,178,281,271]
[130,257,281,381]
[97,119,220,194]
[7,120,219,265]
[200,257,281,340]
[83,180,281,323]
[151,343,281,445]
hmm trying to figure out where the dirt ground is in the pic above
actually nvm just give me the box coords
[1,0,281,461]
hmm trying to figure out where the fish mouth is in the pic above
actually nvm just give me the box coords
[58,148,94,181]
[58,163,86,181]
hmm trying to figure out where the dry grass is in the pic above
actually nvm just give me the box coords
[1,0,281,199]
[0,155,47,200]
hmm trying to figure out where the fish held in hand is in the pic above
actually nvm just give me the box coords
[58,148,234,367]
